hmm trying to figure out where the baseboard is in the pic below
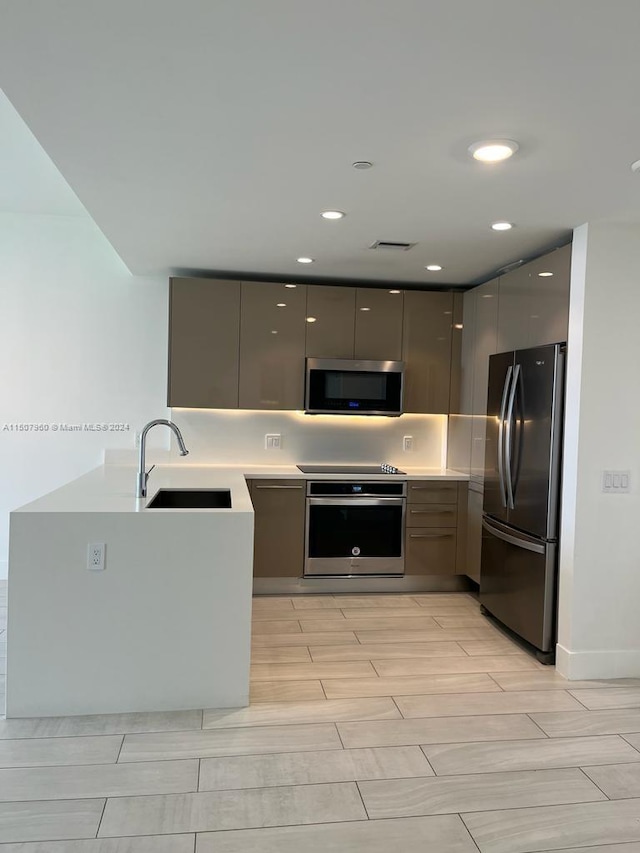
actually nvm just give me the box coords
[0,560,7,581]
[253,575,474,596]
[556,643,640,679]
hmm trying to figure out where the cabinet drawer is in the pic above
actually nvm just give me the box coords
[405,527,457,575]
[407,481,458,504]
[406,504,457,528]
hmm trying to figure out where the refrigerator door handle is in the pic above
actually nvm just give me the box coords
[497,365,513,509]
[504,363,520,510]
[482,517,545,554]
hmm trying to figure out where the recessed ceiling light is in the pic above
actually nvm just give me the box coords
[321,210,345,220]
[491,221,514,231]
[352,161,373,170]
[276,303,286,307]
[271,330,278,334]
[359,307,371,312]
[425,264,443,271]
[306,317,317,323]
[389,289,401,294]
[297,257,314,264]
[538,271,554,277]
[468,139,519,163]
[481,294,494,298]
[284,284,297,288]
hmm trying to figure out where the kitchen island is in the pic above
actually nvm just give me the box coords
[7,465,254,718]
[7,462,468,718]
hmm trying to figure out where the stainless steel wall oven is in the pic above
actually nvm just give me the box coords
[304,481,406,576]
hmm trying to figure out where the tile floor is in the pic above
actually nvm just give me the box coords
[1,585,640,849]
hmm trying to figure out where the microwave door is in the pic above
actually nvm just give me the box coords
[305,358,403,415]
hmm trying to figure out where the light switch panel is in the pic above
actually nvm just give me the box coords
[602,470,631,493]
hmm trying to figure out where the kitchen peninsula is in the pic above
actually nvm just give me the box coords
[7,462,468,718]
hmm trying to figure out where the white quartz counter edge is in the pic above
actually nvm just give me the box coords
[14,463,468,514]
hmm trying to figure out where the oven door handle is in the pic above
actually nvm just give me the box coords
[308,497,406,507]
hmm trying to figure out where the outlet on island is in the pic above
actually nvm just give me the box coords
[87,543,106,571]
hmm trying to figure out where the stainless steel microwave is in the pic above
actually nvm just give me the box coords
[304,358,404,415]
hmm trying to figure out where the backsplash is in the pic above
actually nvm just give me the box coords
[169,408,447,467]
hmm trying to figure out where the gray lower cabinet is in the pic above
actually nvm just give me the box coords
[168,277,241,408]
[466,485,483,583]
[354,288,404,360]
[404,481,466,575]
[249,480,305,578]
[402,291,454,413]
[405,528,458,575]
[239,282,307,409]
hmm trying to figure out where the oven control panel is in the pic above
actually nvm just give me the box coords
[307,481,407,497]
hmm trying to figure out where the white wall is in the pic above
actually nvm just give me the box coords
[557,221,640,678]
[0,212,169,576]
[170,408,447,468]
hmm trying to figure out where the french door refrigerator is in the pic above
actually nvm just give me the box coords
[480,343,565,662]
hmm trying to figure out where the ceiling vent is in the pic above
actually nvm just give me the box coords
[369,240,416,251]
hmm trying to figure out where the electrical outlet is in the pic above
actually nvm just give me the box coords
[87,543,106,571]
[403,435,414,452]
[265,434,282,450]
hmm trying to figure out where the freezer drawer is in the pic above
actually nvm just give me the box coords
[479,516,557,654]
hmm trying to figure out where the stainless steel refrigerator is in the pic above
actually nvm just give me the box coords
[480,343,565,662]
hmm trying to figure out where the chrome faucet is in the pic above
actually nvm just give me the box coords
[137,419,189,498]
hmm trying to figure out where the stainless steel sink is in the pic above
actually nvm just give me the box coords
[146,488,232,509]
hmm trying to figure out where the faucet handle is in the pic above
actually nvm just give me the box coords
[145,464,156,480]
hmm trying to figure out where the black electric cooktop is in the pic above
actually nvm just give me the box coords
[297,464,406,475]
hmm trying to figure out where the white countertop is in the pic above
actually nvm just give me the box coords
[13,463,468,514]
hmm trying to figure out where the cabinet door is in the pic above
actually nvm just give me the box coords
[496,265,531,353]
[305,285,356,358]
[168,277,240,408]
[250,480,306,578]
[402,291,453,413]
[466,486,483,583]
[527,243,571,347]
[470,277,499,483]
[354,288,404,360]
[405,528,457,575]
[239,282,307,409]
[448,292,464,414]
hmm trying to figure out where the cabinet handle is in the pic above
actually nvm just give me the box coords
[410,486,455,491]
[409,508,455,514]
[254,485,304,490]
[409,533,454,539]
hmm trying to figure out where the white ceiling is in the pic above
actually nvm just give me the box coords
[1,0,639,285]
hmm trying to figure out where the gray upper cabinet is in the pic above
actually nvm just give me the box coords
[448,292,464,414]
[496,264,530,353]
[527,243,571,346]
[239,282,307,409]
[470,277,499,483]
[168,277,240,408]
[497,244,571,352]
[305,285,356,358]
[402,291,454,413]
[354,288,404,360]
